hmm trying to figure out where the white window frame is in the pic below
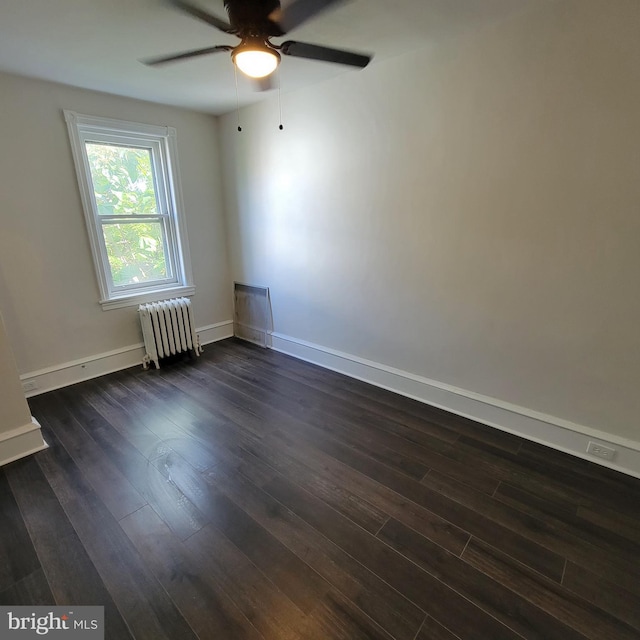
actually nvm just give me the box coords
[64,111,194,310]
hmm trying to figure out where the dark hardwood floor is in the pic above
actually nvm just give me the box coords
[1,338,639,639]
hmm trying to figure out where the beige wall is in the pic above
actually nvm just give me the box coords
[220,0,640,441]
[0,72,232,374]
[0,310,46,466]
[0,312,31,431]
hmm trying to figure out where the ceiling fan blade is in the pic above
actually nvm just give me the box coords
[281,40,371,68]
[169,0,236,34]
[271,0,344,33]
[143,45,232,66]
[253,75,275,92]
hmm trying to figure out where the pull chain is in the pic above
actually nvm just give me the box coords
[278,68,284,130]
[234,65,242,132]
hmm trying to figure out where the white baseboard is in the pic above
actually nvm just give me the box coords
[196,321,235,347]
[20,321,233,397]
[269,332,640,479]
[0,417,48,467]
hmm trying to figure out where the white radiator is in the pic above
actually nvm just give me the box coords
[138,297,202,369]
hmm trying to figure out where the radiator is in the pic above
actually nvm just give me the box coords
[138,297,202,369]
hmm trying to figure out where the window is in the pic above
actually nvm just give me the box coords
[64,111,194,309]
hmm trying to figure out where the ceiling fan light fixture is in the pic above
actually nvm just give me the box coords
[232,42,280,78]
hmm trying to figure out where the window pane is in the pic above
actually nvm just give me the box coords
[102,221,169,287]
[86,143,159,215]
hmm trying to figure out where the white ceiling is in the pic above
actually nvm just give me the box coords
[0,0,545,115]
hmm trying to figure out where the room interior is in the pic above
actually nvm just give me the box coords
[0,0,638,637]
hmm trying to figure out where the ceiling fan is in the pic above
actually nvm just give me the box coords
[145,0,372,87]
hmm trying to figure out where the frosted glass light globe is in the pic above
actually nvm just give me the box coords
[234,49,279,78]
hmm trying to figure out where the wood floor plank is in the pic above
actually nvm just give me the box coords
[120,505,265,640]
[494,481,579,523]
[30,393,147,522]
[421,433,591,513]
[144,362,465,550]
[205,491,332,615]
[519,440,640,489]
[267,416,562,579]
[109,371,226,448]
[378,518,587,640]
[36,425,199,640]
[204,455,426,640]
[151,448,333,615]
[183,523,310,640]
[3,339,637,640]
[416,617,462,640]
[0,469,41,593]
[154,363,278,441]
[221,345,616,510]
[462,538,639,640]
[216,340,462,447]
[575,504,640,546]
[198,357,433,481]
[4,456,133,639]
[495,481,640,562]
[46,389,209,541]
[219,433,392,535]
[562,562,640,632]
[221,340,522,454]
[97,375,241,472]
[0,570,53,606]
[516,442,640,517]
[244,429,470,555]
[120,370,268,475]
[208,351,502,494]
[261,474,522,640]
[208,350,448,461]
[305,589,395,640]
[82,379,176,462]
[425,469,640,594]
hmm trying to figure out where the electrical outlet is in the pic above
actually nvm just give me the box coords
[586,441,616,460]
[22,380,38,392]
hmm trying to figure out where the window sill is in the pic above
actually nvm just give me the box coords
[100,285,195,311]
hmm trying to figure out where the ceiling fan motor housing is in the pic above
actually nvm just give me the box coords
[224,0,284,36]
